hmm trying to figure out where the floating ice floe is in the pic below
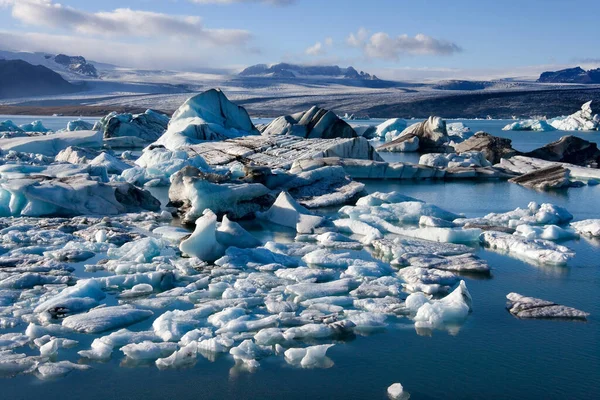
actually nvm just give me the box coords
[284,344,334,368]
[0,130,103,156]
[290,157,513,181]
[548,101,599,131]
[506,293,589,320]
[513,224,578,241]
[19,121,51,133]
[66,119,94,132]
[502,119,555,132]
[498,156,600,182]
[480,231,574,265]
[570,219,600,237]
[377,116,451,153]
[388,382,410,400]
[446,122,473,141]
[62,306,154,334]
[411,280,472,331]
[419,152,491,168]
[456,201,573,229]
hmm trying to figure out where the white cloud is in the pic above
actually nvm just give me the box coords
[8,0,251,45]
[305,37,334,56]
[305,42,324,56]
[0,30,249,70]
[347,28,461,60]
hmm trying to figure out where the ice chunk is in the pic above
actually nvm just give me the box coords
[480,231,574,265]
[66,119,94,132]
[413,281,472,329]
[62,306,153,333]
[155,342,198,369]
[216,215,261,248]
[502,120,555,132]
[388,383,410,400]
[506,293,589,320]
[549,101,599,131]
[0,130,103,156]
[257,191,325,234]
[375,118,407,141]
[179,210,226,262]
[284,344,334,368]
[229,339,271,367]
[286,279,353,301]
[36,361,89,380]
[19,120,50,133]
[570,219,600,237]
[121,341,178,360]
[514,224,578,241]
[254,328,285,345]
[107,237,169,263]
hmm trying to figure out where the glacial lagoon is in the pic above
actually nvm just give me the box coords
[0,116,598,400]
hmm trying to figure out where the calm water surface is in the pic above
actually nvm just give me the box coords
[1,118,598,399]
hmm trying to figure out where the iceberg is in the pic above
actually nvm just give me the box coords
[179,210,226,262]
[260,106,356,139]
[374,118,407,141]
[506,293,589,320]
[19,120,51,133]
[480,231,574,265]
[413,281,472,328]
[0,130,103,157]
[122,146,210,187]
[502,120,556,132]
[388,383,410,400]
[66,119,94,132]
[549,101,599,131]
[570,219,600,237]
[62,306,154,334]
[257,191,325,234]
[95,109,169,143]
[155,89,259,150]
[284,344,334,368]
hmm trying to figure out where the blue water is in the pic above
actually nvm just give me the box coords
[1,118,599,399]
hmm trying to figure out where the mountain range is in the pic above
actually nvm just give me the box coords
[239,63,379,80]
[0,59,82,99]
[538,67,600,84]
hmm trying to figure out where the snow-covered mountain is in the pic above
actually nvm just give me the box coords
[0,59,82,98]
[239,63,379,80]
[538,67,600,84]
[0,50,102,80]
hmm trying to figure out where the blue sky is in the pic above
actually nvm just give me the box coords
[0,0,598,80]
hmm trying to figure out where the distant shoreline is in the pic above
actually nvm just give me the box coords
[0,105,173,117]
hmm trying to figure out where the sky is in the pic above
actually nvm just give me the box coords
[0,0,599,81]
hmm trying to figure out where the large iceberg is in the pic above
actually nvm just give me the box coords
[548,101,599,131]
[260,106,356,139]
[502,119,555,132]
[155,89,259,150]
[95,109,169,142]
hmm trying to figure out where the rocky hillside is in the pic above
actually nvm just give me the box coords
[0,60,82,99]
